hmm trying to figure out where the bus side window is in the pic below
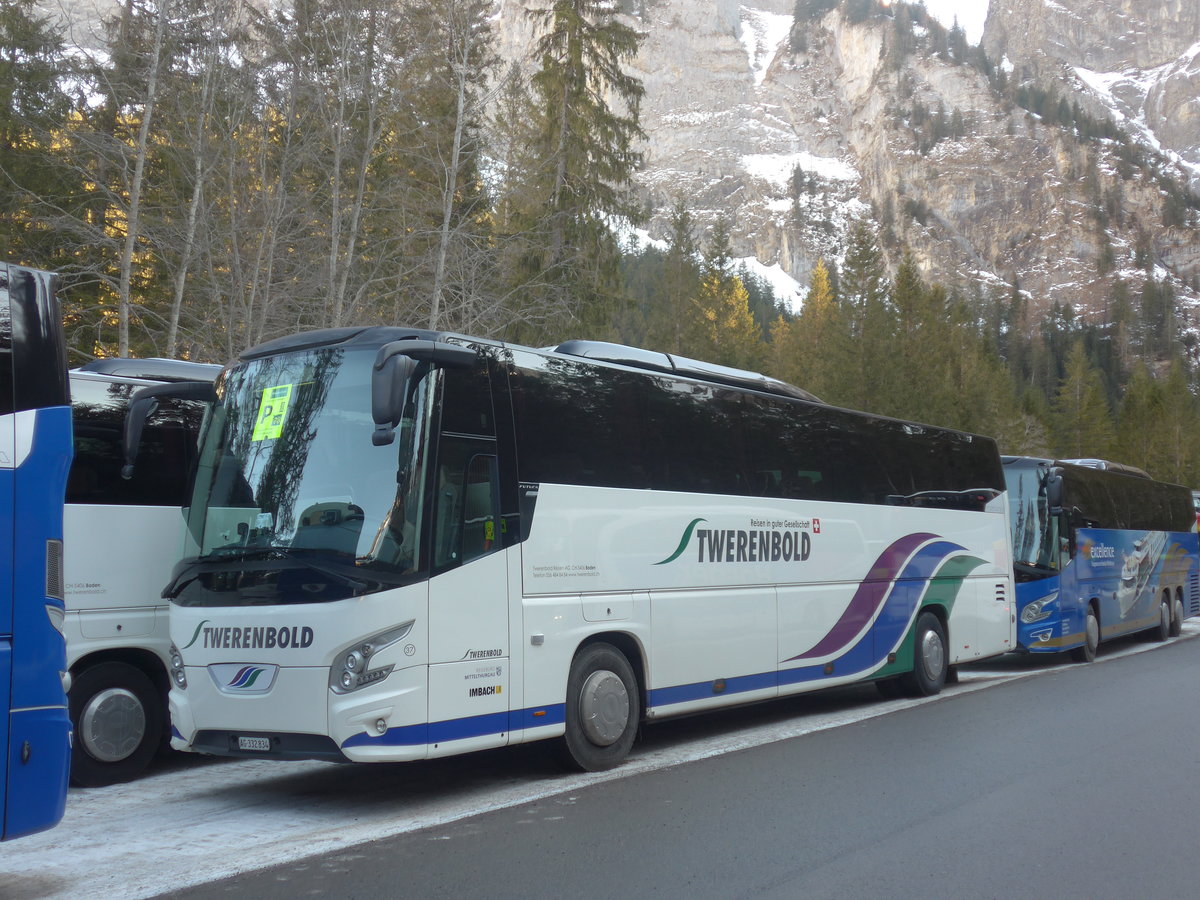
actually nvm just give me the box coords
[461,455,499,564]
[432,438,499,573]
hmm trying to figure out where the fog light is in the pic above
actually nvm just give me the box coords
[170,643,188,689]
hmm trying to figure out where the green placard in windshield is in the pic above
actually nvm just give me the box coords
[252,384,294,441]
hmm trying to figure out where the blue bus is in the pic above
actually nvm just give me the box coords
[1003,456,1199,661]
[1,263,73,841]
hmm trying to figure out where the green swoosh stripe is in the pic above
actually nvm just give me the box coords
[654,518,707,565]
[181,619,211,650]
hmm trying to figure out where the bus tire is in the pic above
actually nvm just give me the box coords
[1149,595,1171,642]
[1070,606,1099,663]
[1169,591,1184,638]
[900,612,947,697]
[69,661,163,787]
[561,642,638,772]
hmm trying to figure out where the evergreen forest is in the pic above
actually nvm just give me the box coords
[3,0,1200,485]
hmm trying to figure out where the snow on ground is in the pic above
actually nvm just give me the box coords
[740,7,793,86]
[3,623,1196,900]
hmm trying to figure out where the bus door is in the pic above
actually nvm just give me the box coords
[425,364,509,756]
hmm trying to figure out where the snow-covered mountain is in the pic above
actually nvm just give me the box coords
[984,0,1200,191]
[495,0,1199,325]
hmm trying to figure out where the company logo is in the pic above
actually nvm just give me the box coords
[229,666,268,689]
[469,684,502,697]
[193,624,315,650]
[1089,543,1116,559]
[459,648,503,660]
[180,619,211,650]
[208,662,279,695]
[655,517,813,565]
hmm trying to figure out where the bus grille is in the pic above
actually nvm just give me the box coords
[1189,565,1200,617]
[45,538,64,600]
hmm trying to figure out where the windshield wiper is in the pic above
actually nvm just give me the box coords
[163,547,369,598]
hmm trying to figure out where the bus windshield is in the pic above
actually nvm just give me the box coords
[171,347,431,606]
[1003,460,1059,576]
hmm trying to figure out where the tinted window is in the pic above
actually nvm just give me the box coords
[509,350,1003,505]
[1062,466,1193,532]
[439,360,495,437]
[68,376,206,506]
[509,354,651,490]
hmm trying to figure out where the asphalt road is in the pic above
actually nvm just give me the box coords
[158,635,1200,900]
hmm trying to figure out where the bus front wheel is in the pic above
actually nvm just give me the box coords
[900,612,947,697]
[1071,607,1099,663]
[69,661,164,787]
[562,642,639,772]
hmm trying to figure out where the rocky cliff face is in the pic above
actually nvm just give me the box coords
[984,0,1200,191]
[495,0,1199,328]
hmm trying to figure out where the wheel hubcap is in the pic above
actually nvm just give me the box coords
[80,688,145,762]
[1087,614,1099,652]
[578,670,629,747]
[920,629,945,681]
[1161,602,1170,632]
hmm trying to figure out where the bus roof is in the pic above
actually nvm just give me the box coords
[75,358,222,383]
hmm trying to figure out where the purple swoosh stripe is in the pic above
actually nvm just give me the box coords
[787,532,937,661]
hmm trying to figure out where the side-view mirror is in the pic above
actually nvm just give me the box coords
[1045,472,1063,514]
[371,351,417,446]
[123,381,217,479]
[371,340,477,446]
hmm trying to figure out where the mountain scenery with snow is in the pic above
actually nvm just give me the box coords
[495,0,1198,321]
[11,0,1200,475]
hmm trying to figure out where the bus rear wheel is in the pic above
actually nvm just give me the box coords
[1149,595,1171,642]
[69,661,163,787]
[900,612,947,697]
[562,642,638,772]
[1070,606,1099,663]
[1170,591,1184,638]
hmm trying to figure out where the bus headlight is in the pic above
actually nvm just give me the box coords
[329,620,415,695]
[1020,592,1057,625]
[170,643,188,689]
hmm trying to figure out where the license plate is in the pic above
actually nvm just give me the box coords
[237,736,271,752]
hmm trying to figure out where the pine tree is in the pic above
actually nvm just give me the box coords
[1151,359,1200,484]
[518,0,646,335]
[839,220,892,410]
[0,0,80,268]
[1115,365,1163,472]
[769,259,850,401]
[641,197,701,352]
[1051,339,1115,459]
[884,252,941,419]
[690,270,761,370]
